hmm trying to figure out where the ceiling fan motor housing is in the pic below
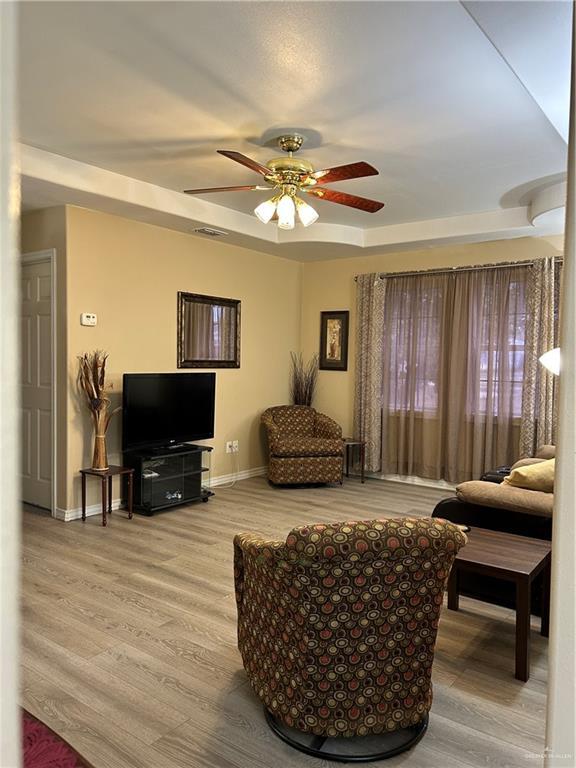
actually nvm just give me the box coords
[265,156,317,188]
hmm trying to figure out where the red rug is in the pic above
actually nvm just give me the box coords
[23,710,93,768]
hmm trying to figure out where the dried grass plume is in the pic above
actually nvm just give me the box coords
[77,350,119,469]
[290,352,319,406]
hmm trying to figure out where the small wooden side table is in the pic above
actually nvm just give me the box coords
[447,527,551,681]
[343,439,366,483]
[80,465,134,527]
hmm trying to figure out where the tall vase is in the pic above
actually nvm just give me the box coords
[92,433,108,470]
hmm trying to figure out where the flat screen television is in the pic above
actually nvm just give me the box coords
[122,372,215,452]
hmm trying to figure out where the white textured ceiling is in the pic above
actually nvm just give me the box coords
[17,1,571,255]
[463,0,571,142]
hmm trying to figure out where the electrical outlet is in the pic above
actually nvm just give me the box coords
[232,440,239,453]
[226,441,233,454]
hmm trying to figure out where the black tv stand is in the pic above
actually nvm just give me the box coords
[148,442,193,455]
[123,443,213,515]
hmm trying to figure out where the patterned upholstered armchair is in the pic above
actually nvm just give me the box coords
[261,405,344,485]
[234,517,466,761]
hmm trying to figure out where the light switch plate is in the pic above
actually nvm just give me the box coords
[81,312,97,326]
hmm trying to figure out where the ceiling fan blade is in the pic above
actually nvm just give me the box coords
[217,150,272,176]
[306,187,385,213]
[183,185,268,194]
[311,161,379,185]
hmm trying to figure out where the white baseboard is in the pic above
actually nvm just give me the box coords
[55,498,123,522]
[374,474,456,491]
[55,466,267,520]
[210,466,266,487]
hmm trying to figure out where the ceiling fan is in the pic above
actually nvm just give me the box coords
[183,134,385,230]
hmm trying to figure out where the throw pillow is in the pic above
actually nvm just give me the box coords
[502,458,555,493]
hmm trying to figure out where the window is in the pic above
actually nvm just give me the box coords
[473,278,526,418]
[356,259,560,483]
[387,285,442,413]
[384,269,528,419]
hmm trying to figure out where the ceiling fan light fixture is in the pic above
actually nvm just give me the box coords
[277,193,296,230]
[296,197,319,227]
[254,197,278,224]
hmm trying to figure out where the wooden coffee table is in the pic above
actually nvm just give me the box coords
[447,527,551,682]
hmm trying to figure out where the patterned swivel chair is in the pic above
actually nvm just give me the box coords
[234,517,466,761]
[261,405,343,485]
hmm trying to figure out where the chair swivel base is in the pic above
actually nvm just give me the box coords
[264,708,428,763]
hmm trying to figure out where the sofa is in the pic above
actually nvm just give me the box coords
[261,405,344,485]
[432,445,554,612]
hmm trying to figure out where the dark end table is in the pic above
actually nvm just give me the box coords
[80,465,134,527]
[447,527,551,681]
[343,439,366,483]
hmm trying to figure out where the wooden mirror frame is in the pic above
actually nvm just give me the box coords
[177,291,241,368]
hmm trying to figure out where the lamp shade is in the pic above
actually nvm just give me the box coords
[277,194,296,230]
[539,347,561,375]
[296,198,319,227]
[254,198,277,224]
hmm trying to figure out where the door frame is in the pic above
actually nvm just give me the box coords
[21,248,57,517]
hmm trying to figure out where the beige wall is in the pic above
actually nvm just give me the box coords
[21,207,68,509]
[22,206,302,513]
[301,235,564,436]
[64,207,301,511]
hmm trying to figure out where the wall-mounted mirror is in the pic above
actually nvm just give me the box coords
[177,292,241,368]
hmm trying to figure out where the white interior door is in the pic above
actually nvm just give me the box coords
[21,259,52,509]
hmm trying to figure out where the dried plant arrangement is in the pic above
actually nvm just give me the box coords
[290,352,319,406]
[77,350,120,470]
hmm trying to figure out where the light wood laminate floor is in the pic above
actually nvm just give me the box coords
[21,477,547,768]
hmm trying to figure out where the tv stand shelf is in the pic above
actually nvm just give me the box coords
[123,444,213,515]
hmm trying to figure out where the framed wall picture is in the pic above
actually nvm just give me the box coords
[319,310,349,371]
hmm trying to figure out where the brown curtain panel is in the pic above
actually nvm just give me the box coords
[353,274,386,472]
[519,257,562,456]
[185,302,215,359]
[355,264,534,484]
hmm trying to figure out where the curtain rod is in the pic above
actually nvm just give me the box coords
[354,256,563,281]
